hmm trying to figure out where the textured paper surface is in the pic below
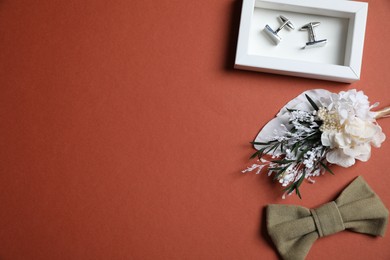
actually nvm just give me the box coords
[0,0,389,259]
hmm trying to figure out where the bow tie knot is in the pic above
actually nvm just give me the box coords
[310,201,344,237]
[266,176,389,260]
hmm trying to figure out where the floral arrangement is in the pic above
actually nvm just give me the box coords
[243,89,389,198]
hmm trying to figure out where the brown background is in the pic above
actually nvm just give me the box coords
[0,0,389,259]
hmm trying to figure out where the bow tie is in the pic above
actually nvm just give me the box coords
[266,176,389,260]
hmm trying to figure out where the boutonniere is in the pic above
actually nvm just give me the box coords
[243,89,389,198]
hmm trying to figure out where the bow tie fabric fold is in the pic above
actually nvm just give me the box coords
[266,176,389,260]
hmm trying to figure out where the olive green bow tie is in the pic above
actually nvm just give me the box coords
[266,176,389,260]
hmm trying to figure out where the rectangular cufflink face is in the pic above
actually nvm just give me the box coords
[264,25,281,44]
[304,39,327,49]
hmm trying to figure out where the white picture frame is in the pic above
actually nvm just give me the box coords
[234,0,368,83]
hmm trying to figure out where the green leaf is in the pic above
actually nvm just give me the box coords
[320,161,334,175]
[250,147,268,159]
[292,142,300,156]
[271,159,296,165]
[296,188,302,199]
[297,146,311,160]
[250,141,273,145]
[250,150,261,159]
[286,108,297,112]
[285,170,306,197]
[305,94,319,111]
[306,134,321,141]
[271,166,289,181]
[296,170,306,187]
[272,171,283,181]
[284,184,295,194]
[265,143,280,154]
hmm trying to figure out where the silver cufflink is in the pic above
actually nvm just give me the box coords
[264,15,295,45]
[300,22,327,49]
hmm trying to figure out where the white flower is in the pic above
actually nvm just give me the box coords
[320,89,372,123]
[278,164,297,186]
[320,90,386,167]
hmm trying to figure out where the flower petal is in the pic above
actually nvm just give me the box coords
[334,132,350,148]
[344,118,377,139]
[371,125,386,147]
[344,143,371,162]
[326,149,356,168]
[321,133,332,147]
